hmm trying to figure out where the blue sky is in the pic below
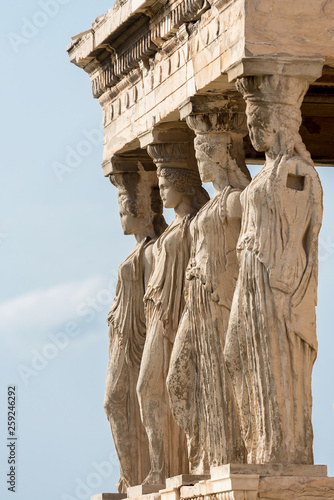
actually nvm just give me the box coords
[0,2,333,500]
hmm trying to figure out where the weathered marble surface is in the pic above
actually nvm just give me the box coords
[210,464,328,479]
[91,495,127,500]
[137,136,209,485]
[244,0,334,62]
[179,467,334,500]
[104,168,167,492]
[258,475,334,499]
[225,75,323,464]
[68,0,333,497]
[167,97,250,472]
[67,0,333,163]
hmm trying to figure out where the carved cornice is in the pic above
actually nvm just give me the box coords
[78,0,211,98]
[92,59,118,98]
[151,0,209,46]
[69,0,334,166]
[114,31,157,77]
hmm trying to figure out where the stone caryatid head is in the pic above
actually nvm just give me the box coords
[186,100,251,190]
[236,74,311,162]
[109,155,167,239]
[147,141,210,216]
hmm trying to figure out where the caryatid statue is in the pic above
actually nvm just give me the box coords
[103,154,167,493]
[224,75,323,464]
[167,98,250,473]
[136,137,210,486]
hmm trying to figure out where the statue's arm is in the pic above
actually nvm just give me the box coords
[226,190,242,221]
[188,217,195,246]
[143,243,155,289]
[269,157,315,293]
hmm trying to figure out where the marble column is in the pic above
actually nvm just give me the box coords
[225,73,324,464]
[136,124,209,486]
[167,96,251,472]
[103,150,166,493]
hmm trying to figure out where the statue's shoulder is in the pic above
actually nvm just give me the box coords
[280,155,321,192]
[281,154,314,173]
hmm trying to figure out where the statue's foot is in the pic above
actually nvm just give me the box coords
[190,454,210,475]
[116,475,130,494]
[142,470,165,487]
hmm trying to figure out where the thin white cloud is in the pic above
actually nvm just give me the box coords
[0,276,116,357]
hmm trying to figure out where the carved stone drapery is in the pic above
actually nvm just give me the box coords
[167,97,250,472]
[225,74,323,465]
[137,125,209,486]
[104,158,166,493]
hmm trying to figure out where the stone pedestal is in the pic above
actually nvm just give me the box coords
[128,484,166,498]
[180,465,334,500]
[160,475,211,500]
[91,495,127,500]
[211,464,328,479]
[258,475,334,499]
[181,471,259,500]
[92,466,334,500]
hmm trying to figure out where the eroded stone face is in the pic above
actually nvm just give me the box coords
[245,104,277,152]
